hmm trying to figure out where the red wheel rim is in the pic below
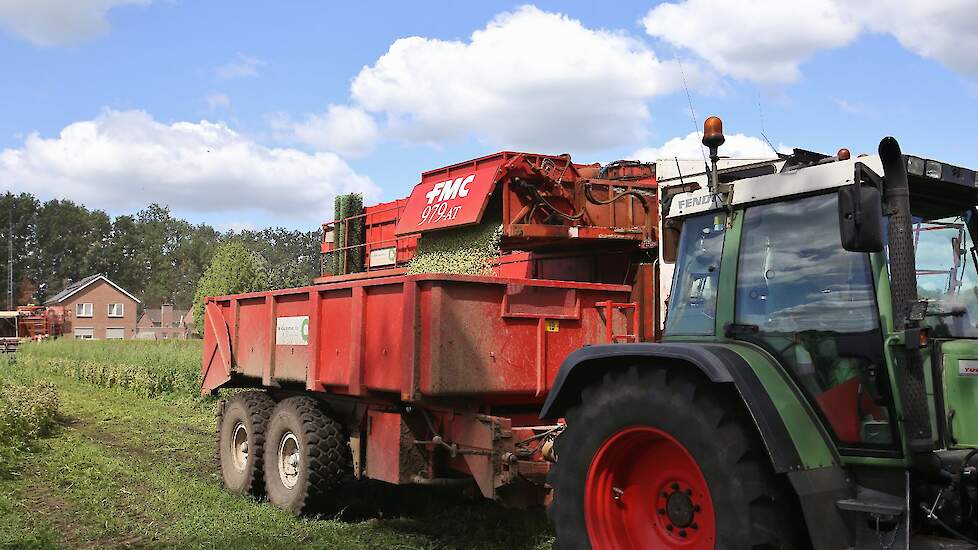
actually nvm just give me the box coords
[585,426,716,549]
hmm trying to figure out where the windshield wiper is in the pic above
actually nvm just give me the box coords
[926,308,967,318]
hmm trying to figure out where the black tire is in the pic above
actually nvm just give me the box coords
[263,396,353,515]
[548,366,805,550]
[217,391,275,497]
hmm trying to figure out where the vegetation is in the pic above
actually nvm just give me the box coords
[18,339,202,399]
[408,218,503,276]
[2,342,553,549]
[0,192,321,310]
[0,371,60,471]
[192,241,271,336]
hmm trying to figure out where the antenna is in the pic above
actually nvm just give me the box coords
[674,157,686,189]
[756,93,780,156]
[678,59,709,167]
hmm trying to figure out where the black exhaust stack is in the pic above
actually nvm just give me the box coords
[879,137,933,455]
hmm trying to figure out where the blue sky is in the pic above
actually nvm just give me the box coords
[1,0,976,230]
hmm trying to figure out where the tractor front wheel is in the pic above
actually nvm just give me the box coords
[548,366,804,550]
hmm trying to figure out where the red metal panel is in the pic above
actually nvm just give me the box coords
[365,410,403,484]
[394,155,509,235]
[363,284,406,393]
[317,287,353,388]
[234,297,269,379]
[306,289,321,391]
[272,293,313,382]
[200,302,232,394]
[348,287,366,395]
[416,279,628,397]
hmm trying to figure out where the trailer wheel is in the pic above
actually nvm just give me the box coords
[263,396,352,515]
[217,391,275,497]
[548,366,804,550]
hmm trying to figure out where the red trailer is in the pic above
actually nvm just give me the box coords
[202,151,661,513]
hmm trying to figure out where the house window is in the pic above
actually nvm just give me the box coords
[105,327,125,340]
[108,303,124,317]
[75,303,93,318]
[74,327,94,340]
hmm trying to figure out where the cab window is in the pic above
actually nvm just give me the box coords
[665,212,726,336]
[734,193,897,449]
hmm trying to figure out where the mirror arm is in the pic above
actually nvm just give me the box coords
[853,162,884,223]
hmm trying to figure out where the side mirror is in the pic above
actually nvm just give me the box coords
[662,218,682,263]
[839,167,884,252]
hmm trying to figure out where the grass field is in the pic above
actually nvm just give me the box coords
[2,341,553,549]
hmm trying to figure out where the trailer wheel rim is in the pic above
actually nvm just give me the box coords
[277,432,301,489]
[230,422,249,471]
[584,426,716,549]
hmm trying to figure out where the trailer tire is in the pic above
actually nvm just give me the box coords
[217,391,275,497]
[264,396,352,515]
[548,366,805,550]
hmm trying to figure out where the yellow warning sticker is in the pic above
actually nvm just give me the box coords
[545,319,560,332]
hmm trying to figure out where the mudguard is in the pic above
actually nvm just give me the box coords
[540,342,806,473]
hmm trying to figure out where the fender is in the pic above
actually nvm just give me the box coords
[540,342,806,473]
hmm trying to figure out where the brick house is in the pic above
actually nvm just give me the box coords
[44,275,140,340]
[136,304,192,340]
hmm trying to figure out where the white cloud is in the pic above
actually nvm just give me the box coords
[642,0,978,83]
[215,53,266,79]
[858,1,978,77]
[642,0,859,84]
[216,221,258,233]
[350,5,699,152]
[206,92,231,111]
[289,105,379,157]
[0,0,150,46]
[832,97,866,115]
[632,131,784,161]
[0,109,378,222]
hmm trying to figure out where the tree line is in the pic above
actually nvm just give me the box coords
[0,192,322,310]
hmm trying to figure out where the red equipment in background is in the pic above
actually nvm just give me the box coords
[17,305,64,340]
[204,150,661,507]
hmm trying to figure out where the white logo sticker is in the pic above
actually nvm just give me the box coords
[276,316,309,346]
[959,359,978,377]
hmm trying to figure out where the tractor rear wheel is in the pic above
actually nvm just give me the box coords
[217,391,275,497]
[263,396,353,515]
[548,366,804,550]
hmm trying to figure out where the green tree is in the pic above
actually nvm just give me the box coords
[32,199,110,303]
[235,227,321,289]
[0,192,39,306]
[192,241,270,335]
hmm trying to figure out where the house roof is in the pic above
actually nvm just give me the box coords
[44,275,141,305]
[138,307,189,325]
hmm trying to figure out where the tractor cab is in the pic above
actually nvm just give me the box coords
[661,122,978,546]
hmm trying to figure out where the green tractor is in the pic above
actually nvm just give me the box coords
[543,117,978,549]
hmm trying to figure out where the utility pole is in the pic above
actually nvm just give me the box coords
[7,207,12,310]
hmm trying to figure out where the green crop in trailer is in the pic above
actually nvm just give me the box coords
[408,217,503,276]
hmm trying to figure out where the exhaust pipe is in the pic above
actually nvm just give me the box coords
[879,136,934,455]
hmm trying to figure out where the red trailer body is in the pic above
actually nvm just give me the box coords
[202,272,634,501]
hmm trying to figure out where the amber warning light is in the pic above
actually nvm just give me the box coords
[702,116,725,149]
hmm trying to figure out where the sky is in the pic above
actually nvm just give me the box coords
[1,0,976,231]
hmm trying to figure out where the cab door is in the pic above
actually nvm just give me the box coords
[731,192,899,452]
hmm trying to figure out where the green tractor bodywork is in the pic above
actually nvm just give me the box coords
[543,138,978,548]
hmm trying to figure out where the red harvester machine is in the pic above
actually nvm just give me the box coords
[16,305,64,340]
[202,151,662,511]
